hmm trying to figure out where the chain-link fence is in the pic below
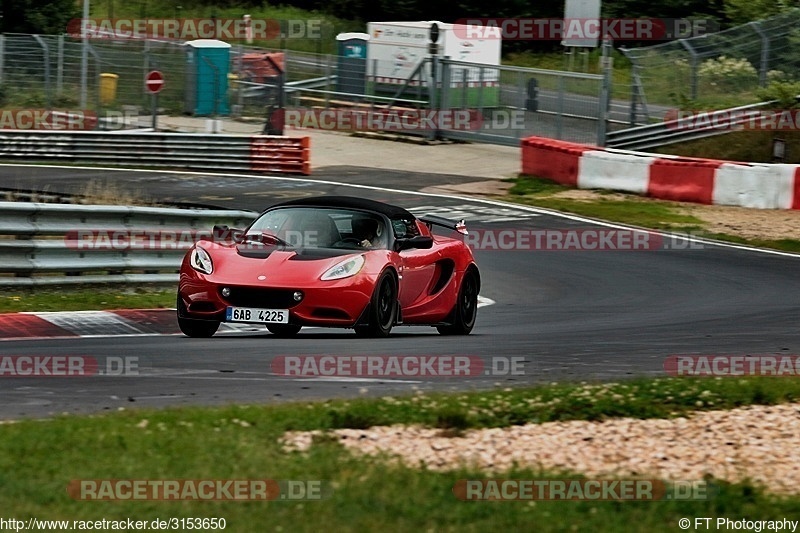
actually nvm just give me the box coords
[620,9,800,118]
[1,32,613,144]
[0,34,189,116]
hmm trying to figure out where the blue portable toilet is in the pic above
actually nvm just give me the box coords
[185,39,231,116]
[336,32,369,95]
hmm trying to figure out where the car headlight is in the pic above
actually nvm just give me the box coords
[190,246,213,274]
[321,255,365,281]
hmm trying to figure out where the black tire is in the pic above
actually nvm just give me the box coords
[355,271,397,337]
[437,269,479,335]
[267,324,302,337]
[176,295,220,338]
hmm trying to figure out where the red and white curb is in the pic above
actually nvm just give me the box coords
[0,297,495,341]
[521,136,800,210]
[0,309,255,341]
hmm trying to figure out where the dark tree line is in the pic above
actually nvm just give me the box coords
[1,0,81,34]
[1,0,796,39]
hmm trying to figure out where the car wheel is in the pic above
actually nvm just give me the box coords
[355,271,397,337]
[267,324,302,337]
[437,269,478,335]
[176,295,220,338]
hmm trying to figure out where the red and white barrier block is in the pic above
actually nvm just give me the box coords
[521,136,800,209]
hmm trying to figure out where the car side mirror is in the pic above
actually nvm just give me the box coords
[395,235,434,251]
[213,225,244,243]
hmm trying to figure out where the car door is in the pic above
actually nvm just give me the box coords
[397,245,439,309]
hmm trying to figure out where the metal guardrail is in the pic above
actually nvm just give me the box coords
[0,131,311,174]
[606,100,779,150]
[0,202,257,286]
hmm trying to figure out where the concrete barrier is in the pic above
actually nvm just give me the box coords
[521,136,800,210]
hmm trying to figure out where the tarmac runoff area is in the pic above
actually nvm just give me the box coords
[155,116,521,181]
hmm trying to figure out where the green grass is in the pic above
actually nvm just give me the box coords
[0,287,174,313]
[503,176,800,252]
[2,377,800,530]
[653,130,800,164]
[505,176,705,230]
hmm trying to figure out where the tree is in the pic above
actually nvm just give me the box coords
[723,0,799,24]
[1,0,81,34]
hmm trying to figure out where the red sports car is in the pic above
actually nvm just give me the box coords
[177,196,480,337]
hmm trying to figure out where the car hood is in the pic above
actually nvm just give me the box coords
[199,242,371,285]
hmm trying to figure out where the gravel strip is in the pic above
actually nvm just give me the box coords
[283,403,800,494]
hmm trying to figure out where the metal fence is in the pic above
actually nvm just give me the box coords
[1,32,617,145]
[620,9,800,120]
[0,34,190,113]
[0,202,256,286]
[438,58,608,145]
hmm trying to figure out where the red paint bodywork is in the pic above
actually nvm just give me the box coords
[178,219,479,329]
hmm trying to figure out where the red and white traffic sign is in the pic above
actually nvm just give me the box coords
[145,70,164,94]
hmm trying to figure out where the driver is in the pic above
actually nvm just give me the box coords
[351,215,384,248]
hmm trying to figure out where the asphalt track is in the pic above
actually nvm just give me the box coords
[1,164,799,419]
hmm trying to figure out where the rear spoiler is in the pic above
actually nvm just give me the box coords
[419,215,468,235]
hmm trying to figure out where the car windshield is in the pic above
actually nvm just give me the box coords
[246,207,389,250]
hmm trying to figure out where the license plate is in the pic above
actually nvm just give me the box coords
[225,306,289,324]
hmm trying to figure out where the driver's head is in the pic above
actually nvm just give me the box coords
[352,215,383,244]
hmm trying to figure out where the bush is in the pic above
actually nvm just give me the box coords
[698,55,758,91]
[756,80,800,109]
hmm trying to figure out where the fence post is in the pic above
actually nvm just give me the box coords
[678,39,699,100]
[88,45,102,111]
[143,40,151,110]
[629,63,639,126]
[749,21,770,87]
[80,0,90,109]
[516,69,525,140]
[324,54,331,108]
[33,35,52,108]
[619,46,639,126]
[597,37,612,146]
[0,35,5,84]
[57,35,64,96]
[461,68,468,109]
[556,75,564,140]
[440,57,451,110]
[429,55,439,141]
